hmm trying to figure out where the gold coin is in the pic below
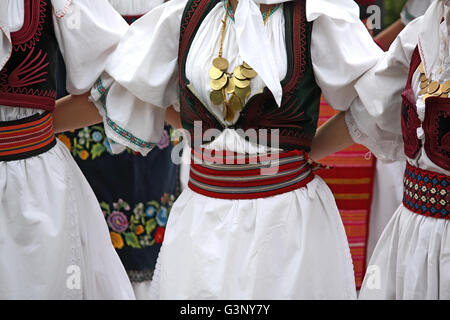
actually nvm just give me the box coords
[419,74,428,83]
[229,94,243,112]
[422,93,431,102]
[213,57,229,71]
[210,90,224,105]
[418,63,424,74]
[419,87,428,95]
[234,86,251,100]
[242,61,252,69]
[427,81,440,94]
[434,87,443,96]
[210,74,228,90]
[419,81,429,90]
[225,104,235,122]
[225,78,235,94]
[233,66,246,80]
[441,80,450,93]
[209,66,224,80]
[233,78,250,89]
[241,67,257,79]
[440,92,448,98]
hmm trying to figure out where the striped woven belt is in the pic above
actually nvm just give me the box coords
[188,148,316,199]
[0,111,56,161]
[403,162,450,220]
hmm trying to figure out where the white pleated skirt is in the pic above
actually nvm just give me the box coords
[149,176,357,300]
[0,140,135,299]
[359,205,450,299]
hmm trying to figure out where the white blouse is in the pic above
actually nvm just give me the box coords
[0,0,129,121]
[107,0,165,16]
[346,0,450,175]
[91,0,382,156]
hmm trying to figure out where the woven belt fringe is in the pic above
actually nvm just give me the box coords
[403,162,450,220]
[0,111,56,161]
[188,148,316,199]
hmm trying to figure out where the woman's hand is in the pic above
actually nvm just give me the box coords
[53,93,102,133]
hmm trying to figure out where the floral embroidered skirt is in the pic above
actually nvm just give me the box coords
[57,124,180,285]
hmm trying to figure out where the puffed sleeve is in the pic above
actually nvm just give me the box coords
[52,0,129,94]
[0,1,12,71]
[344,17,423,162]
[90,0,187,155]
[310,12,383,111]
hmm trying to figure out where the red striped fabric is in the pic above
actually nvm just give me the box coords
[0,112,56,160]
[188,149,315,200]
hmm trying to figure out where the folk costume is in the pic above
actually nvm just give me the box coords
[366,0,436,266]
[0,0,135,299]
[91,0,382,299]
[348,0,450,299]
[56,0,179,300]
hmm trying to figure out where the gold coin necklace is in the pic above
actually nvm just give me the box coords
[209,0,273,122]
[418,62,450,102]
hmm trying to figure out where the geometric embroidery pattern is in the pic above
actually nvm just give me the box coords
[403,162,450,219]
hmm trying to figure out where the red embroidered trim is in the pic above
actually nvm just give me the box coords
[282,2,307,94]
[401,89,422,158]
[8,48,49,88]
[400,46,422,159]
[423,97,450,171]
[52,0,72,18]
[11,0,47,52]
[0,91,55,111]
[178,0,205,90]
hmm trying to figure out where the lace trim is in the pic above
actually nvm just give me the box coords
[127,269,155,283]
[148,246,164,299]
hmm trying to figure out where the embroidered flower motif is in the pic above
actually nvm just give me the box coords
[145,205,157,218]
[100,195,175,250]
[136,225,145,235]
[155,227,165,244]
[133,203,145,218]
[107,211,129,233]
[58,134,71,151]
[80,150,89,160]
[156,207,169,226]
[110,232,124,249]
[92,131,103,142]
[157,130,170,150]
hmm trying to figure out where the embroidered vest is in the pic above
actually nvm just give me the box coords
[0,0,57,111]
[178,0,322,151]
[401,47,450,171]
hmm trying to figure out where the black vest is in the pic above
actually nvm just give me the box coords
[178,0,322,151]
[0,0,57,111]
